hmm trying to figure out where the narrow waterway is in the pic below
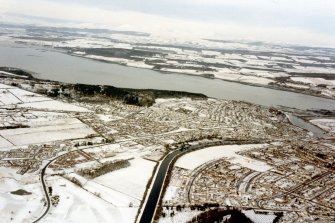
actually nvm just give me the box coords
[287,114,327,138]
[139,149,181,223]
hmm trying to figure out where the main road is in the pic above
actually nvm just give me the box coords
[32,159,53,223]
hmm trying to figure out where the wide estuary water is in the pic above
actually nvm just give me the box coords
[1,42,335,110]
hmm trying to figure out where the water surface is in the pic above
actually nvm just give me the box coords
[1,42,334,110]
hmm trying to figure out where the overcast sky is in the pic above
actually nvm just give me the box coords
[1,0,335,47]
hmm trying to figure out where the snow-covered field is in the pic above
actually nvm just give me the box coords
[175,144,271,172]
[158,209,276,223]
[0,90,22,104]
[0,84,90,112]
[78,147,156,209]
[158,209,201,223]
[242,210,276,223]
[45,146,157,222]
[92,157,155,205]
[0,83,15,89]
[7,88,49,103]
[0,167,44,223]
[0,71,28,78]
[0,81,158,222]
[0,117,96,148]
[290,77,335,86]
[213,71,273,85]
[0,84,95,150]
[17,100,90,112]
[85,55,129,64]
[0,136,14,149]
[43,176,137,223]
[97,114,123,122]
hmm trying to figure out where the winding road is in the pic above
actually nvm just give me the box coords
[33,139,256,223]
[33,148,90,222]
[32,159,53,223]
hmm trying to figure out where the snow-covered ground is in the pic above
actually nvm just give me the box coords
[0,137,13,149]
[0,167,44,223]
[242,210,276,223]
[284,82,310,89]
[0,71,28,78]
[126,61,154,69]
[85,55,129,64]
[158,209,276,223]
[175,144,271,172]
[17,100,90,112]
[42,176,137,223]
[97,114,123,122]
[92,157,155,205]
[158,209,201,223]
[0,117,96,148]
[78,147,156,209]
[0,83,95,150]
[0,83,15,89]
[310,119,335,133]
[44,145,157,223]
[290,77,335,86]
[213,68,275,85]
[0,84,90,112]
[7,88,49,103]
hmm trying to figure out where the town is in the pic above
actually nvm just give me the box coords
[0,70,334,223]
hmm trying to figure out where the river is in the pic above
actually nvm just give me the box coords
[0,42,335,110]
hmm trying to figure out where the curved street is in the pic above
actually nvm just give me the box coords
[32,159,53,223]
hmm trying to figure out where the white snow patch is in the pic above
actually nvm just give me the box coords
[175,144,271,172]
[43,176,137,223]
[163,186,178,201]
[242,210,276,223]
[0,136,14,149]
[0,84,90,112]
[238,75,273,85]
[8,88,49,103]
[85,55,129,64]
[92,157,156,202]
[72,51,86,55]
[0,167,44,223]
[0,71,28,78]
[0,83,15,89]
[0,118,96,148]
[0,90,22,104]
[97,114,123,122]
[17,100,90,112]
[158,209,201,223]
[202,50,221,56]
[290,77,335,86]
[284,83,310,89]
[126,61,154,69]
[83,180,138,207]
[310,119,335,133]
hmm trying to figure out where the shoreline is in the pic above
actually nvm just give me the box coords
[67,52,335,101]
[2,40,333,101]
